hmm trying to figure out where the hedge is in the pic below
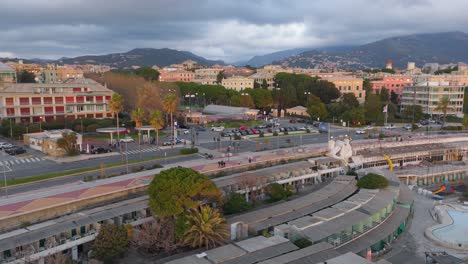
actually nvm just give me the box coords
[180,148,199,155]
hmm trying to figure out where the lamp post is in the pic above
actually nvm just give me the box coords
[185,94,196,113]
[39,116,43,132]
[304,92,311,103]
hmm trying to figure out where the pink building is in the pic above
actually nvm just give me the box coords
[371,76,413,96]
[159,70,194,82]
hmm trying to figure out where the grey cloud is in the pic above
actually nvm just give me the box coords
[0,0,467,62]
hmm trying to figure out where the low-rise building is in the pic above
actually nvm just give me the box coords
[286,105,309,117]
[221,76,254,91]
[400,82,465,118]
[0,62,17,84]
[23,129,83,156]
[0,78,114,123]
[159,69,194,82]
[321,76,365,102]
[194,68,223,85]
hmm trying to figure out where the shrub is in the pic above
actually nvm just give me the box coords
[266,183,292,202]
[86,124,100,132]
[357,173,389,189]
[131,166,145,173]
[293,238,312,249]
[259,131,264,138]
[180,148,199,155]
[273,131,278,136]
[284,131,288,135]
[223,193,252,215]
[306,128,311,133]
[147,164,163,170]
[442,126,462,131]
[92,224,129,262]
[83,175,94,182]
[347,170,358,176]
[463,192,468,198]
[234,135,241,140]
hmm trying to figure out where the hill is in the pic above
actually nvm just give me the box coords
[57,48,225,68]
[275,31,468,70]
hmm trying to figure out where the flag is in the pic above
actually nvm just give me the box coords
[382,104,388,113]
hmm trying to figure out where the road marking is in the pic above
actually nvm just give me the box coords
[25,158,31,163]
[19,159,25,163]
[34,157,41,162]
[14,160,20,164]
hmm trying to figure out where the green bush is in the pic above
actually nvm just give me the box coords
[131,166,145,173]
[259,131,265,138]
[273,131,278,136]
[146,164,163,170]
[357,173,389,189]
[306,128,311,133]
[284,131,289,135]
[180,148,199,155]
[266,183,292,202]
[234,135,241,140]
[83,175,94,182]
[293,238,312,249]
[223,193,252,215]
[442,126,462,131]
[86,124,100,132]
[347,170,358,176]
[463,192,468,198]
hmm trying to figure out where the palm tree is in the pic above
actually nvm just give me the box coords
[434,97,454,125]
[150,110,164,146]
[131,107,145,159]
[109,93,124,145]
[162,94,177,149]
[183,206,228,249]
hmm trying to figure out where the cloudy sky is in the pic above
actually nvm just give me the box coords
[1,0,467,62]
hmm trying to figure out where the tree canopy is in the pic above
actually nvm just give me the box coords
[16,70,36,83]
[357,173,389,189]
[275,73,340,106]
[148,167,222,217]
[92,224,129,263]
[134,66,160,81]
[342,93,359,108]
[306,95,328,121]
[56,132,79,156]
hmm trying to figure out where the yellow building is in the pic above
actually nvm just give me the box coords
[321,76,365,102]
[221,76,254,91]
[194,68,223,85]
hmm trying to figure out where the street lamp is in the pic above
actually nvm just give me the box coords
[304,92,311,103]
[185,94,196,113]
[39,116,43,132]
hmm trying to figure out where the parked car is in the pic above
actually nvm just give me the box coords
[258,124,267,129]
[239,130,247,136]
[0,142,13,150]
[91,147,112,154]
[211,126,225,132]
[420,120,429,126]
[5,147,26,155]
[289,119,297,123]
[298,119,306,123]
[221,132,234,137]
[182,129,190,134]
[120,136,134,143]
[250,128,259,134]
[292,127,298,131]
[239,125,249,131]
[279,127,285,132]
[404,124,412,130]
[356,129,366,134]
[384,124,396,129]
[194,126,206,131]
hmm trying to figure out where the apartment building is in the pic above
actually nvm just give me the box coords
[322,76,365,102]
[0,78,114,123]
[401,82,465,118]
[414,74,468,86]
[194,68,223,85]
[0,62,17,84]
[159,69,195,82]
[371,76,413,95]
[221,76,254,91]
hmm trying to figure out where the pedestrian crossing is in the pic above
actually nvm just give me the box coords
[121,147,160,155]
[0,157,43,166]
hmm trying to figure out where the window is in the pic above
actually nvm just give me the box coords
[86,105,94,111]
[77,106,84,112]
[96,105,104,111]
[66,105,74,113]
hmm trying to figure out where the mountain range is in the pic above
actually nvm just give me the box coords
[1,32,467,70]
[271,31,468,70]
[56,48,225,68]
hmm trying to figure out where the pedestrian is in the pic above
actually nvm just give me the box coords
[218,161,221,168]
[213,137,216,142]
[248,157,252,163]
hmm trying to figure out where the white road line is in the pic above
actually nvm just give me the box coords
[20,159,25,163]
[25,158,31,163]
[34,157,41,162]
[14,160,20,164]
[7,161,14,165]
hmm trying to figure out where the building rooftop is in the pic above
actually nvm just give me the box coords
[356,143,450,158]
[203,104,258,115]
[0,78,112,93]
[395,161,468,177]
